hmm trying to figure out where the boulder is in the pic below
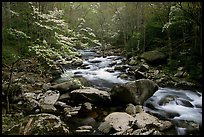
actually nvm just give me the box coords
[114,65,129,72]
[4,113,69,135]
[39,90,60,105]
[70,87,111,106]
[98,112,136,134]
[110,79,158,105]
[134,111,173,131]
[140,50,167,64]
[49,78,82,93]
[38,90,60,113]
[58,92,71,102]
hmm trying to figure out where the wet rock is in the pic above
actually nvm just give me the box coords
[70,87,111,106]
[120,73,128,79]
[49,79,82,93]
[158,95,175,105]
[98,112,136,134]
[110,79,158,105]
[109,61,117,67]
[175,98,194,107]
[114,65,129,72]
[89,59,102,63]
[176,120,200,135]
[106,68,115,73]
[75,77,92,87]
[3,113,69,135]
[71,58,83,67]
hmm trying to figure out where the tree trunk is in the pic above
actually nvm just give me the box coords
[167,30,172,60]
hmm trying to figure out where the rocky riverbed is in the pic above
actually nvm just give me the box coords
[2,46,202,135]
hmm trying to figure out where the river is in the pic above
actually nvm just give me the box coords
[59,47,202,135]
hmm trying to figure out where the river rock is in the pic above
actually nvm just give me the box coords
[71,58,83,67]
[110,79,158,105]
[98,112,136,134]
[114,65,129,72]
[3,113,69,135]
[37,90,59,113]
[49,78,82,93]
[40,104,57,113]
[58,92,71,102]
[134,111,173,131]
[54,101,69,109]
[134,70,146,79]
[137,64,149,72]
[140,50,167,64]
[175,98,194,107]
[70,87,111,106]
[131,127,162,135]
[120,73,128,79]
[98,121,113,134]
[129,58,138,66]
[39,90,60,105]
[125,103,136,115]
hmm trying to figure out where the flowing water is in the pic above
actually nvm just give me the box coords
[59,48,202,135]
[62,48,129,90]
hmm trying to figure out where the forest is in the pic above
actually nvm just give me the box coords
[2,2,202,135]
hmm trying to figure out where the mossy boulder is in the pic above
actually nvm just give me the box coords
[140,50,167,65]
[3,113,69,135]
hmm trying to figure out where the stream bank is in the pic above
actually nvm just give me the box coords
[2,46,202,135]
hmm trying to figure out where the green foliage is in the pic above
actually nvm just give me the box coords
[2,2,201,84]
[2,2,101,69]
